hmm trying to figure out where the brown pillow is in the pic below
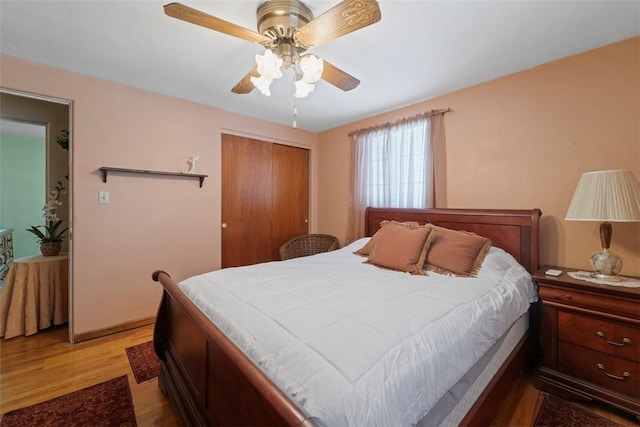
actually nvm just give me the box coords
[367,222,436,275]
[425,225,492,277]
[354,220,420,256]
[353,229,381,256]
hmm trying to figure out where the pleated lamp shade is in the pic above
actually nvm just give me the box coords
[565,170,640,222]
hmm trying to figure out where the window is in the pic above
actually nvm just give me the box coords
[355,117,430,209]
[348,111,447,240]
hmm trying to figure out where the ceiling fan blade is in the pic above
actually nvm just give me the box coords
[296,0,381,48]
[231,67,259,94]
[321,60,360,91]
[164,3,270,45]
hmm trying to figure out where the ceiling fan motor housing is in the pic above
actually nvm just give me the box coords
[257,0,313,67]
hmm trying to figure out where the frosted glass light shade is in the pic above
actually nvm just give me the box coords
[251,50,324,102]
[294,79,315,98]
[565,170,640,222]
[299,55,324,83]
[255,49,283,81]
[250,75,272,96]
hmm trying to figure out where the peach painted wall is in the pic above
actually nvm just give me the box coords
[317,37,640,276]
[0,54,317,338]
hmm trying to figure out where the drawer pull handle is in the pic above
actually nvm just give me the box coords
[596,331,631,347]
[596,364,631,381]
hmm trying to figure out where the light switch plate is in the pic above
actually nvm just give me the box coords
[99,191,110,204]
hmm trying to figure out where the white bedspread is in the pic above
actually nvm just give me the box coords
[179,239,537,427]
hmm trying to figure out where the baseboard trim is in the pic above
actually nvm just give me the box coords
[73,316,155,342]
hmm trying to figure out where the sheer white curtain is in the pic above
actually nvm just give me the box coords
[348,112,446,241]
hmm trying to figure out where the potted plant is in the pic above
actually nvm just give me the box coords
[26,181,68,256]
[56,129,69,151]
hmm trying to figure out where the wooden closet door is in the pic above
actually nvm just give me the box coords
[271,144,309,259]
[221,134,273,268]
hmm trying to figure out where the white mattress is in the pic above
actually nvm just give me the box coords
[179,238,538,427]
[419,312,529,426]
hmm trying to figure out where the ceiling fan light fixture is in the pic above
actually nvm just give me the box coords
[250,75,273,96]
[255,49,283,81]
[253,48,324,98]
[294,79,315,98]
[164,1,381,99]
[299,54,323,83]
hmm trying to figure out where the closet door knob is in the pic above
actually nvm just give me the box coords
[221,223,227,229]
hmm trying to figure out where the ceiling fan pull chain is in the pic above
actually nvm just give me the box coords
[292,106,298,129]
[293,94,298,129]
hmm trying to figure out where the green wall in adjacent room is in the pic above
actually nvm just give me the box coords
[0,134,46,258]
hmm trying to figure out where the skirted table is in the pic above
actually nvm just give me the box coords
[0,254,68,339]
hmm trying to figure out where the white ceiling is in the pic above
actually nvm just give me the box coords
[1,1,638,132]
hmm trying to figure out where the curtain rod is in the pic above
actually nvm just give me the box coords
[348,108,452,137]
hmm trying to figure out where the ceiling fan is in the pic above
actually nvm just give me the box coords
[164,0,382,96]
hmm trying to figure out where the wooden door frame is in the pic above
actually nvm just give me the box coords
[0,88,74,343]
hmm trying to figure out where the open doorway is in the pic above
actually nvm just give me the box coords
[0,90,72,343]
[0,119,46,258]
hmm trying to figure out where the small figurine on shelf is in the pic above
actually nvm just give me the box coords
[183,156,199,174]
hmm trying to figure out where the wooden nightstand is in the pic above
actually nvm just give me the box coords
[533,266,640,417]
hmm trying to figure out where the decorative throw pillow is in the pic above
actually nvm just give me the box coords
[353,230,381,257]
[367,222,436,275]
[425,225,492,277]
[354,220,420,256]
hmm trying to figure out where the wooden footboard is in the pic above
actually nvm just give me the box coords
[152,207,541,426]
[152,270,318,427]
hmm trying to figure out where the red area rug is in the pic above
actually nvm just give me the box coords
[534,393,623,427]
[0,375,135,427]
[125,341,160,384]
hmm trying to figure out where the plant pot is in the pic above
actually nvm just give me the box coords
[40,242,62,257]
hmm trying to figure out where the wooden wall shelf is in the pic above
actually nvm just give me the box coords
[99,167,208,187]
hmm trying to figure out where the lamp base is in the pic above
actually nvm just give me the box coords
[590,248,623,281]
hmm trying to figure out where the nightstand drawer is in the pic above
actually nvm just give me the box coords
[558,312,640,362]
[558,342,640,399]
[539,285,640,319]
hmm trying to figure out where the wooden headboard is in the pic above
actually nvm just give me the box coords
[365,207,541,273]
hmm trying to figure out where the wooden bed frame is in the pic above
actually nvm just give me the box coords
[152,207,541,426]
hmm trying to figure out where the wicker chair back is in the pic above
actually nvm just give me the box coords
[279,234,340,261]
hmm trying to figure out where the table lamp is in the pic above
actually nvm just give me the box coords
[565,169,640,281]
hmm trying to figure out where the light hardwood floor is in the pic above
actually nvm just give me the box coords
[0,324,177,426]
[491,373,639,426]
[1,324,638,426]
